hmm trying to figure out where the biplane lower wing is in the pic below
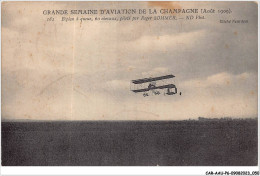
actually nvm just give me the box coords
[132,84,176,93]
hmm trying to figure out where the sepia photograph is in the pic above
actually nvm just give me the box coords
[1,1,258,168]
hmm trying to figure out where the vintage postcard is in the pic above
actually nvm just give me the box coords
[1,1,258,167]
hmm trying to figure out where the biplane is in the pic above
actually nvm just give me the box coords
[130,74,181,97]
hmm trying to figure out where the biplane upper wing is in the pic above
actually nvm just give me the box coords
[131,74,175,84]
[132,84,176,93]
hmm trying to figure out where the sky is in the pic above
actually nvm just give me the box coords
[1,1,258,121]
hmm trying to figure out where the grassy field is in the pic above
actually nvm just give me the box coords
[1,119,258,166]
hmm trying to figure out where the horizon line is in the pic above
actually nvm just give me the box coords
[1,117,258,122]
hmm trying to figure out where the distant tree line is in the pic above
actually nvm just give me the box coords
[197,117,257,121]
